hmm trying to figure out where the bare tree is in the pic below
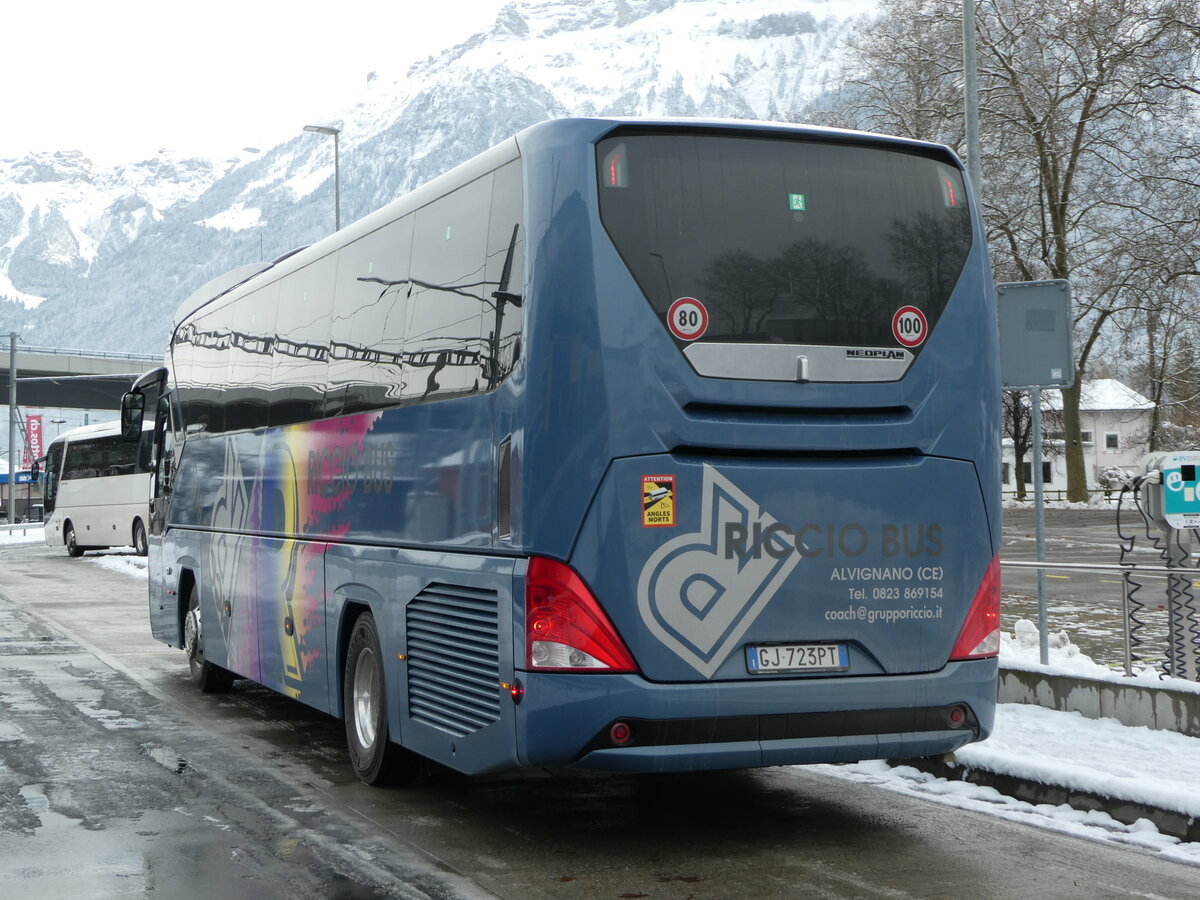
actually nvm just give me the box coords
[1002,388,1065,499]
[811,0,1200,499]
[1121,269,1200,450]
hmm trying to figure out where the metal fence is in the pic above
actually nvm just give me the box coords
[1001,558,1199,680]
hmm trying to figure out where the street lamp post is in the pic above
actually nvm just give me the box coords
[962,0,981,191]
[7,332,16,525]
[303,124,341,231]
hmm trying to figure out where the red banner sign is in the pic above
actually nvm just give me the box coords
[23,415,42,468]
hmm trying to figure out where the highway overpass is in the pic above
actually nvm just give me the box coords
[2,342,161,411]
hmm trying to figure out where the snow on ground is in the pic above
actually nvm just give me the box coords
[960,704,1200,820]
[6,523,1200,865]
[0,524,47,544]
[817,628,1200,867]
[817,754,1200,867]
[1,526,148,578]
[84,547,150,580]
[1001,616,1200,695]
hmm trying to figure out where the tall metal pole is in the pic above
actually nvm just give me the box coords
[304,124,342,232]
[7,333,16,525]
[1032,387,1049,664]
[333,129,341,232]
[963,0,982,191]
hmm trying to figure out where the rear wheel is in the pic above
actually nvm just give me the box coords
[132,518,148,557]
[183,584,235,693]
[343,611,420,786]
[64,522,83,558]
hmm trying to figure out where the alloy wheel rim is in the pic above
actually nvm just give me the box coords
[352,647,379,750]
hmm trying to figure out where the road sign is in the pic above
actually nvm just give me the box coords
[997,280,1074,389]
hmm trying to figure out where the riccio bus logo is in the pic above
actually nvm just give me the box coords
[892,306,928,348]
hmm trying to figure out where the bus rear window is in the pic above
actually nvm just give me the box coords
[596,132,971,355]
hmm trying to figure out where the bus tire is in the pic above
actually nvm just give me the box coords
[64,522,84,558]
[132,519,148,557]
[183,584,235,693]
[343,611,420,786]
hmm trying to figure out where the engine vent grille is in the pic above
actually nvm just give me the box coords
[406,583,501,737]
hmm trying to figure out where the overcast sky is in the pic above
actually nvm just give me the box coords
[1,0,509,166]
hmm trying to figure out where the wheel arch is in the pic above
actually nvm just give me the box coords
[333,595,376,721]
[175,567,197,650]
[132,516,147,552]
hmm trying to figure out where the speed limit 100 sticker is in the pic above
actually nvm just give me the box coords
[892,306,928,348]
[667,297,709,342]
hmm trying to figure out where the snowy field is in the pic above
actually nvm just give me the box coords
[5,524,1199,867]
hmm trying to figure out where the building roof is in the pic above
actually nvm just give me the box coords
[1043,379,1154,412]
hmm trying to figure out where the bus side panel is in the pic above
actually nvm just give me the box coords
[254,537,330,711]
[326,545,521,776]
[315,399,494,549]
[146,529,175,646]
[170,403,495,551]
[146,523,262,682]
[46,474,149,549]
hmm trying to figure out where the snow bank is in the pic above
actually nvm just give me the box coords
[1000,617,1200,695]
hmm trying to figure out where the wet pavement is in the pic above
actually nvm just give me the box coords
[4,537,1200,898]
[0,573,481,899]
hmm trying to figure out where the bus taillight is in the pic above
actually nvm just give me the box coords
[525,557,638,673]
[949,554,1001,660]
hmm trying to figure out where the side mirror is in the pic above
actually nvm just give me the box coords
[29,460,40,480]
[121,391,146,442]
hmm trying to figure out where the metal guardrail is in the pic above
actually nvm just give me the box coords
[1002,489,1116,503]
[0,521,43,536]
[15,344,160,362]
[1002,560,1179,575]
[1001,558,1196,678]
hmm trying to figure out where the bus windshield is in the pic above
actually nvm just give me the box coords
[596,132,971,355]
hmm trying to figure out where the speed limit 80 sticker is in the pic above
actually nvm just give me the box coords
[892,306,928,348]
[667,297,709,342]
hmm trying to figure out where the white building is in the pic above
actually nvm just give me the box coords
[1002,379,1155,493]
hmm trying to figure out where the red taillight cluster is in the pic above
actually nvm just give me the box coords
[949,554,1001,660]
[525,557,638,673]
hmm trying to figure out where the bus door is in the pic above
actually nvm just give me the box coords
[42,443,63,517]
[149,392,175,539]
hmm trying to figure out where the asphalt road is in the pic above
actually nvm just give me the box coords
[3,538,1200,899]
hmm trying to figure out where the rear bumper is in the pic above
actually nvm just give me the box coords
[515,658,997,773]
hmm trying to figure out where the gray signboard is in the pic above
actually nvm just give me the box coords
[997,279,1074,389]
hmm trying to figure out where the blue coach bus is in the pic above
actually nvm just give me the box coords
[122,117,1001,784]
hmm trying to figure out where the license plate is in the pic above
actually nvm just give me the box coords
[745,643,848,674]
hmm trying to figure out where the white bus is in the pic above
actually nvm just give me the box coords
[43,420,152,557]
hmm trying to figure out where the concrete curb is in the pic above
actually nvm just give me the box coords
[895,668,1200,840]
[998,667,1200,738]
[892,755,1200,842]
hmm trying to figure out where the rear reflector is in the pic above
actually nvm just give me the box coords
[949,554,1001,660]
[525,557,638,673]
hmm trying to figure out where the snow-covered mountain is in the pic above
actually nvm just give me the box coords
[0,0,873,354]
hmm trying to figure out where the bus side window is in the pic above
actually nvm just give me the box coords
[484,160,525,388]
[407,174,493,401]
[329,215,414,415]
